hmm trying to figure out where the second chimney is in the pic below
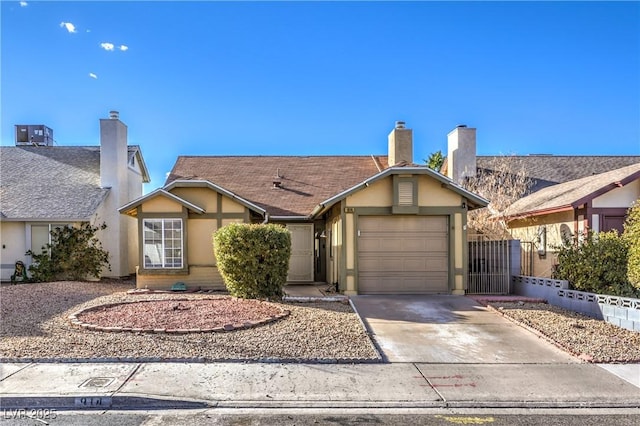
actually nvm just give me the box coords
[388,121,413,166]
[447,125,477,184]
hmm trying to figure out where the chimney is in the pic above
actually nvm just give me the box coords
[99,110,129,278]
[447,125,476,184]
[388,121,413,166]
[100,111,128,189]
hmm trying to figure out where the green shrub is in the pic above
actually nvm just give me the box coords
[553,230,636,297]
[26,222,111,282]
[213,223,291,299]
[623,201,640,289]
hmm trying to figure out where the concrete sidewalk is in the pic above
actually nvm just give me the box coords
[1,362,639,410]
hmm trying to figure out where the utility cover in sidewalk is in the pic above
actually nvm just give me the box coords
[80,377,115,388]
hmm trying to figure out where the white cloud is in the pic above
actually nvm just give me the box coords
[89,73,98,79]
[20,1,28,7]
[101,42,128,52]
[60,22,77,33]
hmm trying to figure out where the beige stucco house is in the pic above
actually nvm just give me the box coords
[504,163,640,277]
[0,111,150,280]
[120,122,488,295]
[441,126,640,278]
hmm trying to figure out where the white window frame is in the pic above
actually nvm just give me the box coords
[142,218,184,269]
[28,223,71,257]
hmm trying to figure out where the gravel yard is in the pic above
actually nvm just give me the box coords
[487,302,640,363]
[1,281,638,363]
[0,281,380,362]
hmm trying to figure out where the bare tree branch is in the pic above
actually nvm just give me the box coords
[462,156,533,239]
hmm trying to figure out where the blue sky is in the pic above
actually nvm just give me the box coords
[2,1,639,191]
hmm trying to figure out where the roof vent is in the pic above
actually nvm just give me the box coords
[109,110,120,120]
[457,124,467,128]
[395,121,406,129]
[273,168,283,189]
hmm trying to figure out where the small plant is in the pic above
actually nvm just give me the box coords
[553,230,636,297]
[26,222,111,282]
[213,223,291,300]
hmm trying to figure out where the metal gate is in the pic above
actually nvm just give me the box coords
[467,238,520,294]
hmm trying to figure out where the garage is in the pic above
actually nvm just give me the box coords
[357,216,449,294]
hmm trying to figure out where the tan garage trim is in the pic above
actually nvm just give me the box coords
[357,215,449,294]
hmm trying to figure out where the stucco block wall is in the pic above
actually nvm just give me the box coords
[418,177,462,207]
[187,218,218,265]
[346,179,392,207]
[513,275,640,332]
[509,211,574,278]
[141,197,184,213]
[127,168,144,275]
[171,187,218,211]
[136,266,226,290]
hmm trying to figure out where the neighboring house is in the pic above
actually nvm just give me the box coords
[442,125,640,277]
[0,111,150,280]
[505,163,640,277]
[119,122,488,295]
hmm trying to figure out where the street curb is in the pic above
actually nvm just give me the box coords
[2,395,640,411]
[0,395,211,410]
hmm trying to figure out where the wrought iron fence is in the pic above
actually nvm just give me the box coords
[467,236,521,294]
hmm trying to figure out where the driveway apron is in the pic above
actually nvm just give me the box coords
[350,295,577,363]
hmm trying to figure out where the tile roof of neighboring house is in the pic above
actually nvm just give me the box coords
[166,155,390,217]
[0,145,142,221]
[503,163,640,219]
[476,155,640,193]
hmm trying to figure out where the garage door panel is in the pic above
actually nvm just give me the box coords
[359,255,447,273]
[360,237,446,253]
[358,216,449,294]
[359,273,449,294]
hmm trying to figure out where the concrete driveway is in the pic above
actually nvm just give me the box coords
[350,295,577,363]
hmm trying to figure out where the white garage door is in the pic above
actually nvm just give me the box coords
[358,216,449,294]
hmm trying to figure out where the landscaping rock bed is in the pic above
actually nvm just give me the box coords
[70,298,290,333]
[2,281,638,363]
[0,281,380,362]
[487,301,640,363]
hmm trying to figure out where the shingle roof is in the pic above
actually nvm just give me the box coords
[504,163,640,219]
[477,155,640,193]
[1,146,117,221]
[166,155,389,217]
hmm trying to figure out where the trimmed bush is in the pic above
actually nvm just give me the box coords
[213,223,291,299]
[623,201,640,289]
[26,222,111,282]
[554,230,635,297]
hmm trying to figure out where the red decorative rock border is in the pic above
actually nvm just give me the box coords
[68,298,290,334]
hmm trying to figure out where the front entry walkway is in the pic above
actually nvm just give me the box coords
[350,295,577,363]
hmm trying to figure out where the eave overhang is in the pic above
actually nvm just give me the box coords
[118,188,205,217]
[163,180,267,217]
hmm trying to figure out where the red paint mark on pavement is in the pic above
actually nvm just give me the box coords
[432,382,477,388]
[427,375,464,379]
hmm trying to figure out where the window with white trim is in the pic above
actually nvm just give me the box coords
[30,223,71,256]
[143,219,183,268]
